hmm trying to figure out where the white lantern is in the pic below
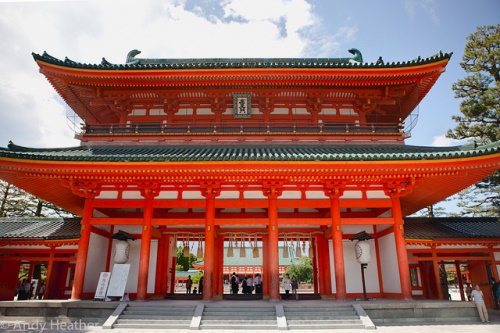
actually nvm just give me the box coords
[355,240,371,264]
[113,240,130,264]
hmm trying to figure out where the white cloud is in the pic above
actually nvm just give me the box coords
[404,0,439,24]
[0,0,354,148]
[430,134,466,147]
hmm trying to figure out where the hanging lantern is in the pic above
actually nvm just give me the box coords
[110,230,136,264]
[295,237,302,258]
[349,231,374,265]
[283,236,289,258]
[252,236,259,258]
[113,240,130,264]
[239,235,246,257]
[355,240,371,264]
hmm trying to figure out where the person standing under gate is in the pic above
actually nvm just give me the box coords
[471,284,489,323]
[231,272,239,294]
[254,274,262,294]
[246,275,253,294]
[186,275,193,294]
[291,276,299,300]
[282,274,291,300]
[491,278,499,309]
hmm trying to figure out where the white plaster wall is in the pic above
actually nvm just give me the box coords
[329,239,380,294]
[109,239,158,294]
[378,232,401,293]
[83,233,109,293]
[343,240,380,293]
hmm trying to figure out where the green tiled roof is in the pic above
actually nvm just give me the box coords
[32,50,452,70]
[0,217,498,242]
[404,217,500,239]
[1,141,499,162]
[0,217,81,239]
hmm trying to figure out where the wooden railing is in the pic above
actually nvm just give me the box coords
[83,121,402,135]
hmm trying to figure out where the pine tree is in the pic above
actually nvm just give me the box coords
[0,180,74,217]
[446,24,500,216]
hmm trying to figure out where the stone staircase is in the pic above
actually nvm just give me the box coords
[283,304,366,330]
[199,304,278,330]
[111,303,197,329]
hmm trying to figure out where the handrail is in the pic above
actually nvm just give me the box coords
[82,121,402,135]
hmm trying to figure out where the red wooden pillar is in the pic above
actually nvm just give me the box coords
[202,185,219,301]
[316,235,325,295]
[391,195,412,300]
[266,186,281,301]
[455,261,465,301]
[373,226,384,296]
[105,225,114,272]
[71,198,93,300]
[155,234,168,295]
[322,234,333,295]
[312,237,318,294]
[328,189,346,300]
[262,234,269,296]
[216,234,224,297]
[43,247,55,299]
[137,197,154,300]
[432,246,444,300]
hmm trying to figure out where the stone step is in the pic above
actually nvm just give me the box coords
[201,315,277,320]
[116,318,191,325]
[287,315,360,320]
[119,314,192,320]
[285,309,356,314]
[199,323,278,330]
[287,322,366,330]
[204,306,275,312]
[113,323,189,329]
[122,310,193,316]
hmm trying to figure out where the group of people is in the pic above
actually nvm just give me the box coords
[185,275,204,295]
[16,279,45,300]
[281,273,299,300]
[230,272,262,294]
[465,278,500,324]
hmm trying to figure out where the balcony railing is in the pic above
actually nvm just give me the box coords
[82,121,402,136]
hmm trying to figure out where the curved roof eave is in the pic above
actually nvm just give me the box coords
[1,141,499,163]
[32,50,452,71]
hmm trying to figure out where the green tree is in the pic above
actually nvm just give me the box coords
[446,24,500,216]
[0,180,74,217]
[176,246,198,271]
[285,257,313,284]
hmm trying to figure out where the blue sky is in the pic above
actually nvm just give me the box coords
[0,0,498,150]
